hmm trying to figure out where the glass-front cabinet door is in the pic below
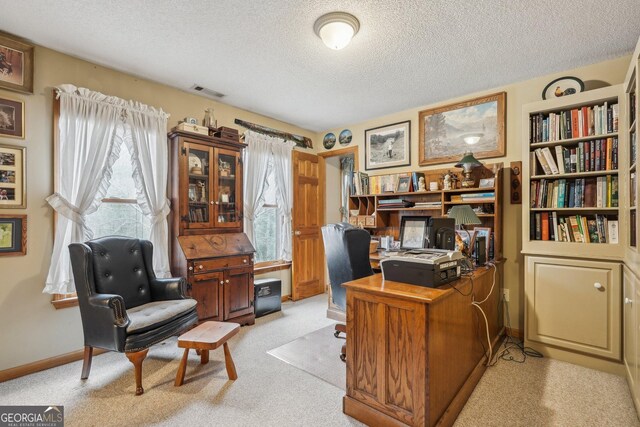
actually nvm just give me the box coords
[214,148,243,228]
[183,142,214,229]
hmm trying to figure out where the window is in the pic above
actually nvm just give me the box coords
[85,149,150,239]
[253,166,281,263]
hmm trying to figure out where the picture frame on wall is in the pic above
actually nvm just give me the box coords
[0,97,25,139]
[364,120,411,170]
[0,214,26,256]
[418,92,506,166]
[0,145,26,208]
[0,34,34,94]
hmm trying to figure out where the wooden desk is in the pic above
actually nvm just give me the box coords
[343,263,503,427]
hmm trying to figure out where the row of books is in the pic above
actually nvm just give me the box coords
[631,92,637,124]
[632,132,637,166]
[352,171,435,195]
[450,192,495,202]
[632,172,637,207]
[530,213,618,244]
[188,207,209,223]
[531,137,618,176]
[529,102,619,143]
[531,177,618,209]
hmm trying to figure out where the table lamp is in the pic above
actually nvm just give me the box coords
[455,151,483,188]
[448,205,481,255]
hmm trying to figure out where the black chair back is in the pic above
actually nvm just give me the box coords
[86,237,152,309]
[321,223,374,311]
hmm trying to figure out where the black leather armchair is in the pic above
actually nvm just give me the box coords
[69,237,198,395]
[321,223,374,360]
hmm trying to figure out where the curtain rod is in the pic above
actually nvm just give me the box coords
[234,118,313,149]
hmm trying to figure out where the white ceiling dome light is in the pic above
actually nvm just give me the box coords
[314,12,360,50]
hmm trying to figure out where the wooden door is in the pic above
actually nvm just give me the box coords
[223,266,254,320]
[292,151,325,300]
[189,272,222,320]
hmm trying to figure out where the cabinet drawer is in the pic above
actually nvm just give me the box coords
[525,256,621,360]
[190,255,252,273]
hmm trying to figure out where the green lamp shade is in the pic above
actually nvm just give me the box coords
[455,151,483,169]
[448,205,481,226]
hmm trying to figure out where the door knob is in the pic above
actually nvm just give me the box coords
[625,297,633,305]
[594,282,603,290]
[295,230,301,236]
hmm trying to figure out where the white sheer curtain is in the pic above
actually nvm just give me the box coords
[44,85,171,294]
[272,140,296,261]
[123,105,171,277]
[44,85,122,294]
[242,131,273,243]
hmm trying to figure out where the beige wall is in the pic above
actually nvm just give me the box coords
[316,55,631,332]
[0,46,315,371]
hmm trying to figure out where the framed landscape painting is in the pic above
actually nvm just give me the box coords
[0,214,26,256]
[419,92,506,166]
[0,34,34,94]
[365,120,411,170]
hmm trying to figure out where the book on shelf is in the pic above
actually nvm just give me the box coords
[352,171,369,195]
[529,101,618,144]
[451,192,494,202]
[411,172,425,192]
[532,137,618,175]
[530,176,618,208]
[531,213,617,244]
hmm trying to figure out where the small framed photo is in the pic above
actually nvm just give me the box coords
[396,175,412,193]
[188,184,197,202]
[0,34,34,94]
[221,193,230,203]
[399,216,429,249]
[473,227,492,256]
[479,178,495,188]
[455,229,477,255]
[0,214,26,256]
[0,97,25,139]
[365,120,411,170]
[0,145,25,208]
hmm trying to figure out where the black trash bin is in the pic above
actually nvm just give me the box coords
[254,278,282,318]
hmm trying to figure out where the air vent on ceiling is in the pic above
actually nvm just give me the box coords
[190,84,225,99]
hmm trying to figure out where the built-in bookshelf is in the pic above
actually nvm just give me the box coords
[348,163,503,260]
[522,85,625,260]
[627,72,637,249]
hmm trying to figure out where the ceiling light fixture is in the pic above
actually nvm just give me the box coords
[314,12,360,50]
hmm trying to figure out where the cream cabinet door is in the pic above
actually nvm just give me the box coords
[525,256,621,360]
[624,266,637,397]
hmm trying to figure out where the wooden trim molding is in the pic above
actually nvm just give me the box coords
[51,295,79,309]
[317,146,359,171]
[0,348,107,382]
[254,260,291,274]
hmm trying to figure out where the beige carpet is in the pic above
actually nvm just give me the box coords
[0,294,638,427]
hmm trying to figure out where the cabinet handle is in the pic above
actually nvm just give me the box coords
[188,266,193,271]
[225,279,230,284]
[625,297,633,305]
[198,265,204,270]
[594,282,603,290]
[210,201,214,205]
[243,259,247,263]
[295,230,301,236]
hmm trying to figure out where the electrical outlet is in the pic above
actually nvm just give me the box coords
[503,289,510,302]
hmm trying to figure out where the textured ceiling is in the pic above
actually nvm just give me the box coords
[0,0,638,132]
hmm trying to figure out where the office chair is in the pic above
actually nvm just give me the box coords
[321,223,374,361]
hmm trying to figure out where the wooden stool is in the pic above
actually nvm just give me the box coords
[175,321,240,386]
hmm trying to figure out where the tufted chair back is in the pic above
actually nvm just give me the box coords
[86,237,152,309]
[321,223,374,311]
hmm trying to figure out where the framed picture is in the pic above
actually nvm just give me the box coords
[399,216,429,249]
[365,120,411,170]
[0,34,34,94]
[396,175,412,193]
[0,214,26,256]
[479,177,495,188]
[0,96,24,139]
[473,227,492,256]
[0,145,25,208]
[455,229,476,255]
[419,92,506,166]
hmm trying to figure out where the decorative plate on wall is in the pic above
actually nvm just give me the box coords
[339,129,352,145]
[323,132,336,149]
[542,76,584,100]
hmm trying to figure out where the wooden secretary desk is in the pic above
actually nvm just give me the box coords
[169,129,255,326]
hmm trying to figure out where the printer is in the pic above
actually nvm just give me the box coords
[380,249,464,288]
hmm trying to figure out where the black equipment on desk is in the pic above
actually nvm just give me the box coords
[398,216,456,250]
[380,249,463,288]
[427,217,456,250]
[474,236,487,266]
